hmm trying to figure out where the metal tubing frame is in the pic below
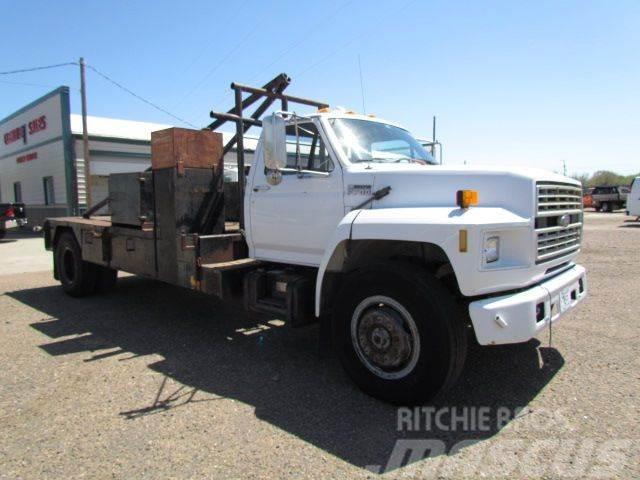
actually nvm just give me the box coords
[205,73,329,231]
[82,196,109,219]
[209,112,263,128]
[205,73,290,131]
[221,79,289,156]
[230,83,329,109]
[234,88,246,229]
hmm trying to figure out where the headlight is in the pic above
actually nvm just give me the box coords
[484,236,500,263]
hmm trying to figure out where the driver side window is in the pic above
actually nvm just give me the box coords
[284,122,334,173]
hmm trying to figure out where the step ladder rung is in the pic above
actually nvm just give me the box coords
[200,257,260,272]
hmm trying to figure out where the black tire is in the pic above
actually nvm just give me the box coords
[55,231,97,297]
[601,202,610,212]
[332,262,467,405]
[0,229,5,240]
[95,266,118,293]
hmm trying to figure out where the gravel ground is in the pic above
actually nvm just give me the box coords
[0,212,638,479]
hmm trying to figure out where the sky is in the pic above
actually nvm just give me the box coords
[1,0,638,175]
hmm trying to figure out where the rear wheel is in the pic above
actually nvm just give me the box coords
[0,229,5,240]
[333,262,467,405]
[55,231,97,297]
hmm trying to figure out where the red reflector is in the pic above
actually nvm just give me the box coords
[6,206,15,218]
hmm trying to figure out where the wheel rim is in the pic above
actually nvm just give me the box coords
[350,295,420,380]
[62,247,76,282]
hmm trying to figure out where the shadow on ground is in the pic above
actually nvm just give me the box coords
[9,277,564,473]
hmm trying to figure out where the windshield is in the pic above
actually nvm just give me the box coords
[328,118,436,165]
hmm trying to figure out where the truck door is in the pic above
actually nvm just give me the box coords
[248,121,344,266]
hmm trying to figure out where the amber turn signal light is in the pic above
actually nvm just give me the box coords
[456,190,479,208]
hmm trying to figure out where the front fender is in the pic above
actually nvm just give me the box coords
[315,207,532,317]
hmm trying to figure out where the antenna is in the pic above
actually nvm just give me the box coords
[357,54,366,114]
[432,115,436,143]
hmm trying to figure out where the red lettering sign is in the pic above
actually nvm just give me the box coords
[28,115,47,135]
[16,152,38,163]
[3,115,47,145]
[4,125,26,145]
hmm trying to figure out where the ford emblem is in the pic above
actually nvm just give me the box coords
[559,214,571,228]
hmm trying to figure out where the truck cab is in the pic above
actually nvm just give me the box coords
[244,110,587,402]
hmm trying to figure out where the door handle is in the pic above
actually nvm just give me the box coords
[253,185,271,192]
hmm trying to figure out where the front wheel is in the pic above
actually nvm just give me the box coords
[601,202,611,212]
[333,262,467,405]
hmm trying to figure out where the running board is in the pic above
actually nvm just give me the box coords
[199,258,261,299]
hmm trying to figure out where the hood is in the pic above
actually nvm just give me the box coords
[343,164,579,218]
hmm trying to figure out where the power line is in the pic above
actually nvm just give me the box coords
[0,79,64,89]
[0,62,77,75]
[295,0,418,79]
[245,0,353,86]
[178,19,263,103]
[177,0,251,83]
[86,64,198,128]
[201,2,354,121]
[1,60,198,128]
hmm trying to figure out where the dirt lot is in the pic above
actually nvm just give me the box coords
[0,213,638,479]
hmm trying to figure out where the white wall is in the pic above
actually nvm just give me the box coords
[0,89,68,206]
[73,138,151,206]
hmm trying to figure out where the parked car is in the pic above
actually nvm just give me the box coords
[0,203,27,239]
[591,186,628,212]
[626,177,640,219]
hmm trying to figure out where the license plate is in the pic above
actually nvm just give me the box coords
[559,289,572,312]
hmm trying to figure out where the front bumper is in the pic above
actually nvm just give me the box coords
[469,264,587,345]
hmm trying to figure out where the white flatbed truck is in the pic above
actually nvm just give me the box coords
[44,75,587,404]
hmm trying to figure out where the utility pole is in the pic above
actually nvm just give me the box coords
[79,57,91,208]
[563,159,567,176]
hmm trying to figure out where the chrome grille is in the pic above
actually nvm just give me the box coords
[535,181,583,263]
[536,182,582,216]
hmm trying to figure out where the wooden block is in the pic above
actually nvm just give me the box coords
[151,128,223,175]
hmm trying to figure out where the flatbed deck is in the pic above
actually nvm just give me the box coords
[48,216,240,233]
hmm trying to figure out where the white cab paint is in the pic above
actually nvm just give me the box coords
[246,141,345,266]
[244,112,587,345]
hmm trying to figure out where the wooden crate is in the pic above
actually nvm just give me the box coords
[151,128,223,175]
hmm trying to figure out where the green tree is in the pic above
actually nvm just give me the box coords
[570,172,590,186]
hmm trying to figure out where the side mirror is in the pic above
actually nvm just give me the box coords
[262,113,287,171]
